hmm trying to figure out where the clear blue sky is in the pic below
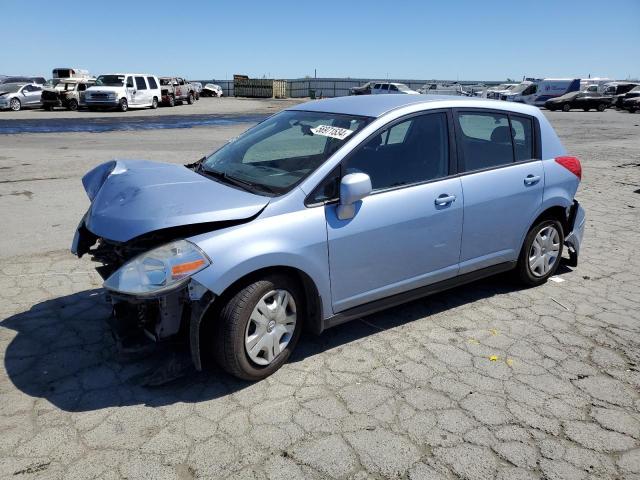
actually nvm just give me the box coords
[2,0,638,81]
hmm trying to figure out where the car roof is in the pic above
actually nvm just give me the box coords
[287,94,542,118]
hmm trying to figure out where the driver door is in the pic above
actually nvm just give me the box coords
[125,76,136,104]
[325,111,463,312]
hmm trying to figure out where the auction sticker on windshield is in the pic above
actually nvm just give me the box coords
[311,125,354,140]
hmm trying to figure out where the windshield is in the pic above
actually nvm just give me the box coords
[96,75,125,87]
[510,83,531,94]
[0,83,24,93]
[201,110,372,195]
[631,86,640,93]
[160,78,173,86]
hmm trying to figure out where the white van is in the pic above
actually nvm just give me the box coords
[526,78,580,106]
[84,73,161,111]
[52,68,91,80]
[580,78,612,93]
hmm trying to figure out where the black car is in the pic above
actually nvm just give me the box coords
[349,81,375,96]
[615,85,640,109]
[622,96,640,113]
[545,91,612,112]
[605,82,639,108]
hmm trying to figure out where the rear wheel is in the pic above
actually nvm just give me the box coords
[562,104,571,112]
[597,103,606,112]
[630,107,637,113]
[517,219,564,286]
[43,104,53,111]
[151,97,158,109]
[10,98,21,111]
[212,274,303,381]
[168,95,175,107]
[119,98,128,112]
[67,99,79,111]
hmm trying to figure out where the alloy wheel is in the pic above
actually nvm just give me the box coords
[10,98,20,111]
[245,289,297,366]
[528,225,561,277]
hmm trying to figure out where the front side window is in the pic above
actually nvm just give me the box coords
[126,77,134,88]
[202,110,371,195]
[346,112,450,191]
[135,77,147,90]
[456,112,514,171]
[389,84,399,91]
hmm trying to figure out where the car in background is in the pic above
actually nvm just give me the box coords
[52,68,91,80]
[0,83,43,111]
[615,85,640,109]
[623,96,640,113]
[159,77,196,107]
[349,81,376,95]
[71,95,584,381]
[484,83,518,99]
[545,91,611,112]
[201,83,223,97]
[85,74,161,112]
[418,83,468,95]
[41,78,96,111]
[0,76,46,85]
[372,82,419,95]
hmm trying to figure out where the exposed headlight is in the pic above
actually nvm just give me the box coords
[104,240,210,296]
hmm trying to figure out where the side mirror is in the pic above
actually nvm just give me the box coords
[337,173,372,220]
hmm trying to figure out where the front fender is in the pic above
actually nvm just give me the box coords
[189,205,332,319]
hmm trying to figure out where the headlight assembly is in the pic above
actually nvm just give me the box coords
[104,240,210,296]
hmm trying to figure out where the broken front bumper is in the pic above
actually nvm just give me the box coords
[565,200,585,267]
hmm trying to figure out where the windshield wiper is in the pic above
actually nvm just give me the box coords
[201,167,278,195]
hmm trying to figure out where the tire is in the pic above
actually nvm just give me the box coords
[212,274,303,381]
[67,99,79,111]
[187,93,194,105]
[9,98,21,111]
[562,104,571,112]
[168,95,175,107]
[119,98,128,112]
[43,104,53,111]
[151,97,158,109]
[630,108,637,114]
[517,219,564,287]
[597,103,606,112]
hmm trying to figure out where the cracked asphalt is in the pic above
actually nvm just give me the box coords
[1,104,639,479]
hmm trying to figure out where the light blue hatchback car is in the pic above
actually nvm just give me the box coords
[72,95,585,380]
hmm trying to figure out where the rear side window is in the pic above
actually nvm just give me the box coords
[346,112,449,191]
[510,116,533,161]
[135,76,147,90]
[456,112,514,171]
[147,77,158,89]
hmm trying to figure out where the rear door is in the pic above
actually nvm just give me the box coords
[325,110,463,312]
[454,109,543,273]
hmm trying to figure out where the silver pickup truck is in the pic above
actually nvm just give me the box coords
[159,77,196,107]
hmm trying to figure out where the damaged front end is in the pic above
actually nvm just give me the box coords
[75,228,215,372]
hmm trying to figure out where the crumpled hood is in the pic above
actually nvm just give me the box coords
[83,160,269,242]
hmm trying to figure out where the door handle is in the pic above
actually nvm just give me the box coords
[524,174,541,185]
[435,194,456,206]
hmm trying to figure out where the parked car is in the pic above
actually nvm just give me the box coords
[349,81,376,95]
[484,83,518,99]
[419,83,468,96]
[545,91,612,111]
[41,78,96,111]
[71,95,585,381]
[599,82,638,108]
[0,76,46,85]
[201,83,223,97]
[0,83,43,111]
[372,82,420,94]
[623,96,640,113]
[159,77,196,107]
[615,85,640,109]
[84,74,161,112]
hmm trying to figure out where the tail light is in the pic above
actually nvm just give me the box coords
[555,156,582,180]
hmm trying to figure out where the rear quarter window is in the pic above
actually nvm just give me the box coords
[147,77,158,89]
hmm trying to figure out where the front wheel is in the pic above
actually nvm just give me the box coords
[562,104,571,112]
[151,97,158,109]
[119,98,128,112]
[212,275,303,381]
[187,93,194,105]
[10,98,21,111]
[630,108,637,113]
[517,219,564,286]
[597,103,606,112]
[67,99,79,111]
